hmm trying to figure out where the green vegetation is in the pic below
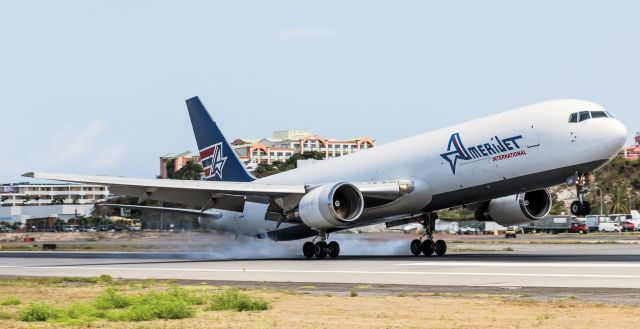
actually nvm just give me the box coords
[207,289,270,311]
[19,303,60,322]
[589,157,640,214]
[105,288,197,321]
[0,296,20,306]
[253,151,325,178]
[1,278,271,325]
[94,287,132,309]
[172,160,204,180]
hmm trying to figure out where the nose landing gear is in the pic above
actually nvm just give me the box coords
[410,213,447,257]
[302,230,340,259]
[569,173,592,216]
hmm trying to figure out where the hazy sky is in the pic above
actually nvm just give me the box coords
[1,1,639,182]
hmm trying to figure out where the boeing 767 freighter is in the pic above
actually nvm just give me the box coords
[25,98,628,258]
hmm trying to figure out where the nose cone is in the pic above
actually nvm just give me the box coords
[601,119,628,156]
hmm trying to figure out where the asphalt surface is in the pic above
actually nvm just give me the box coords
[1,241,639,289]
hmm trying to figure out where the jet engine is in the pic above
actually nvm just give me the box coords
[298,183,364,229]
[475,189,552,226]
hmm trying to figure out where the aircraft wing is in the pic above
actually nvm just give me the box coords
[23,172,305,212]
[23,172,413,212]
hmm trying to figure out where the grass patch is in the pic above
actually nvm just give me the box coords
[0,310,13,320]
[19,303,60,322]
[14,286,204,323]
[350,288,359,297]
[0,296,21,305]
[207,288,269,311]
[100,287,197,321]
[95,287,132,309]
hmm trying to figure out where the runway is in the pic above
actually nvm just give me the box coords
[1,242,639,288]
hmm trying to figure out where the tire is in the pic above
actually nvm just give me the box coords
[435,240,447,256]
[410,239,422,256]
[314,241,328,259]
[570,201,582,216]
[581,201,592,216]
[303,242,315,259]
[422,240,435,256]
[328,241,340,258]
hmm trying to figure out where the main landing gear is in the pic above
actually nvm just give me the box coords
[302,230,340,259]
[570,172,592,216]
[410,213,447,256]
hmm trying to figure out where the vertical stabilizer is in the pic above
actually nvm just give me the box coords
[186,96,255,182]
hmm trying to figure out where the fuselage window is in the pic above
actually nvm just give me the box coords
[578,111,591,122]
[568,113,578,123]
[590,111,608,119]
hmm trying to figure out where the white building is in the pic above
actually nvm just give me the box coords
[0,183,110,223]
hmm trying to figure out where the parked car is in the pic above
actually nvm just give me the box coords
[505,226,518,238]
[620,221,635,232]
[598,222,622,232]
[568,222,589,234]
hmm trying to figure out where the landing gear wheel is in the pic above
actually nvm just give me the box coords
[570,201,583,216]
[314,241,328,259]
[422,240,435,256]
[303,242,315,259]
[434,240,447,256]
[410,239,422,256]
[581,201,592,216]
[328,241,340,258]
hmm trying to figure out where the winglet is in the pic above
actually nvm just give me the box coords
[186,96,255,182]
[22,172,35,178]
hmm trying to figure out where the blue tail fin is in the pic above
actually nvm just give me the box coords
[186,96,255,182]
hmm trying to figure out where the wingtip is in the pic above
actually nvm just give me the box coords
[22,172,35,178]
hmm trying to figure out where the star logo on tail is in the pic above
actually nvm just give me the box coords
[440,133,471,175]
[200,142,227,180]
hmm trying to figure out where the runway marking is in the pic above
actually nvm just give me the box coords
[395,261,640,268]
[1,265,640,279]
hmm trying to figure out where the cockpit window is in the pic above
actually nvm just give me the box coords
[578,111,591,122]
[590,111,608,119]
[605,111,613,118]
[568,113,578,123]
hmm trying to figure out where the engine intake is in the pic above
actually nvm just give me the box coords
[475,189,552,226]
[298,183,364,229]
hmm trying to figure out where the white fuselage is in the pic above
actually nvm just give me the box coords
[204,100,627,239]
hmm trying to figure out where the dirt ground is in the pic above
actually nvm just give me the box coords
[0,279,638,329]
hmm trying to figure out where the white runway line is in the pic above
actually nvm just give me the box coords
[1,265,640,279]
[396,261,640,268]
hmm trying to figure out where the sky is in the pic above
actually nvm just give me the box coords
[1,0,639,182]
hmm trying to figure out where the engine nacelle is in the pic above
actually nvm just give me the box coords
[475,189,552,226]
[298,183,364,229]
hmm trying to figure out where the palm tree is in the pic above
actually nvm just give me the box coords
[22,194,32,205]
[609,184,629,214]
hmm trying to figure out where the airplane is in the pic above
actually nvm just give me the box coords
[24,98,628,258]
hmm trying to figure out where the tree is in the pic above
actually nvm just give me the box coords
[172,160,204,180]
[609,184,629,214]
[549,192,566,215]
[22,194,32,205]
[165,161,176,179]
[252,151,327,177]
